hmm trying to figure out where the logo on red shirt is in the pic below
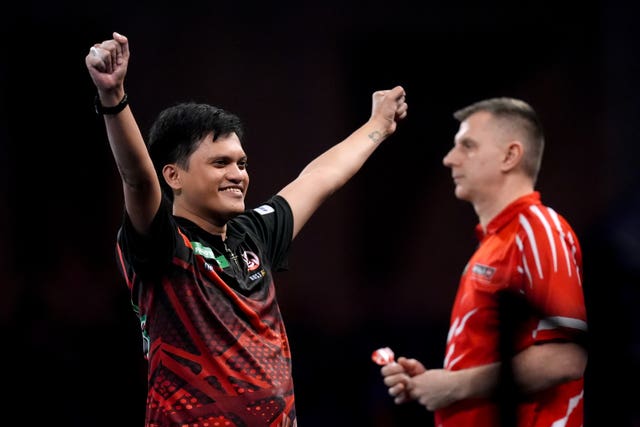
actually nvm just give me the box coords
[471,263,496,281]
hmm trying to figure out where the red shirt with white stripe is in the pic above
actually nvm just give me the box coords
[435,191,587,427]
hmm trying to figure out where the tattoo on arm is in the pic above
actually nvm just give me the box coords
[368,130,382,143]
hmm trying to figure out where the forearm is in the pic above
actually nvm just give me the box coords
[277,86,405,238]
[103,105,158,191]
[277,118,389,238]
[454,363,501,400]
[510,342,587,394]
[296,118,388,189]
[456,342,587,401]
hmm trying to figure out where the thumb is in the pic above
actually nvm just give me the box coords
[404,358,427,375]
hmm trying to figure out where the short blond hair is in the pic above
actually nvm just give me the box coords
[454,97,545,183]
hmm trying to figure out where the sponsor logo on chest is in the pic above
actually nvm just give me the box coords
[471,263,496,281]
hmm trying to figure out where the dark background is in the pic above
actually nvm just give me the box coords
[1,1,638,426]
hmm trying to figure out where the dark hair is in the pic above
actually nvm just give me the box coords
[147,102,245,200]
[454,97,545,183]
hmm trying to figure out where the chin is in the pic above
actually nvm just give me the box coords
[454,187,471,202]
[215,201,245,220]
[229,202,246,215]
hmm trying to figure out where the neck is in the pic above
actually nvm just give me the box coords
[173,205,227,238]
[473,181,534,231]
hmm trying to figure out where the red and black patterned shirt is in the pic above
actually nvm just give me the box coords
[116,195,297,427]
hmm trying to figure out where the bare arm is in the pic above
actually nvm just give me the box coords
[85,32,161,235]
[384,342,587,411]
[277,86,408,239]
[510,341,587,394]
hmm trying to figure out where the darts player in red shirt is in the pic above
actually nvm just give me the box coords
[380,97,588,427]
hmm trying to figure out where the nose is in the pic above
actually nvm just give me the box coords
[226,163,246,182]
[443,147,455,168]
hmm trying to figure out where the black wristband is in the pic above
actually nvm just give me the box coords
[95,93,128,115]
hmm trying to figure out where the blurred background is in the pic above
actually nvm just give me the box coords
[1,1,638,425]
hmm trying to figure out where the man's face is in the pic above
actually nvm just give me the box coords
[174,132,249,225]
[442,111,507,203]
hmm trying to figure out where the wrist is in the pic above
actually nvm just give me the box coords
[95,92,128,115]
[365,118,392,143]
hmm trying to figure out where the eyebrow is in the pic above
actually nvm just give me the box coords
[207,153,248,161]
[454,136,476,146]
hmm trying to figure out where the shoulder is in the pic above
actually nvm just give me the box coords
[230,195,293,242]
[515,202,582,262]
[517,202,576,237]
[236,196,292,225]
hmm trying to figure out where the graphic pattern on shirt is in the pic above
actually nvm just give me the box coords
[116,197,297,427]
[436,192,587,427]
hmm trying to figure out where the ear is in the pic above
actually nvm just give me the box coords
[501,140,523,172]
[162,164,182,191]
